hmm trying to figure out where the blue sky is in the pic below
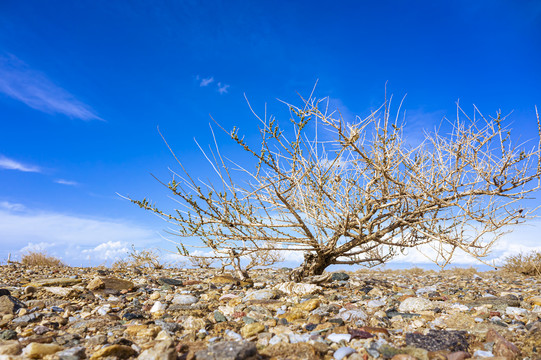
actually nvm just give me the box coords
[1,0,540,268]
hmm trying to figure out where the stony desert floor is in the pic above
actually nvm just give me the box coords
[0,265,540,359]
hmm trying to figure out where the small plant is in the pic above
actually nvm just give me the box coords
[21,251,65,267]
[501,251,541,276]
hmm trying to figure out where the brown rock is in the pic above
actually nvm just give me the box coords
[486,329,520,359]
[446,351,471,360]
[26,278,82,287]
[86,277,105,290]
[89,344,137,359]
[0,340,22,355]
[392,355,417,360]
[260,342,322,360]
[22,342,63,359]
[0,296,17,315]
[88,277,135,291]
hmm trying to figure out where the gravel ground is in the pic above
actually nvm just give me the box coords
[0,265,540,359]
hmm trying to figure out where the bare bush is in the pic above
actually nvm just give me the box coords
[21,251,65,267]
[112,245,166,270]
[501,251,541,276]
[130,89,541,280]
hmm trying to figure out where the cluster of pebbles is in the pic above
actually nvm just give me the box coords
[0,265,540,360]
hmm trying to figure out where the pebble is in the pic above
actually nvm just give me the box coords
[398,296,434,312]
[334,346,356,360]
[327,333,352,343]
[22,342,64,358]
[172,294,198,305]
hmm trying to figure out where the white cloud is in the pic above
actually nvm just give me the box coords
[0,155,41,172]
[0,207,162,266]
[217,82,230,94]
[0,201,25,212]
[81,241,131,263]
[0,54,102,121]
[199,76,214,87]
[54,179,79,186]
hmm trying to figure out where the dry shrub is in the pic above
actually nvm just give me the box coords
[112,245,166,270]
[501,251,541,277]
[21,251,65,267]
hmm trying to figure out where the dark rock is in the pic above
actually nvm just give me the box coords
[122,312,143,320]
[331,273,350,282]
[348,328,374,339]
[0,289,10,296]
[158,278,183,286]
[195,341,257,360]
[386,309,421,319]
[0,329,18,340]
[405,329,468,352]
[305,323,317,331]
[329,318,345,326]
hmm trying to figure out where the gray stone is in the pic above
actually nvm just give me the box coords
[0,329,18,340]
[214,311,227,323]
[195,341,257,360]
[331,273,350,282]
[12,312,41,325]
[56,346,86,360]
[157,278,183,287]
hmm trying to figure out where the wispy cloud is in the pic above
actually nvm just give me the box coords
[196,75,230,95]
[0,201,25,212]
[0,155,40,172]
[217,82,230,94]
[0,54,102,121]
[54,179,79,186]
[199,76,214,87]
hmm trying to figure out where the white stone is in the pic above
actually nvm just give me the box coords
[172,294,198,305]
[243,289,278,301]
[334,347,356,360]
[506,306,528,316]
[398,297,433,313]
[473,350,494,358]
[327,333,352,343]
[339,308,367,322]
[225,329,243,341]
[416,285,437,295]
[288,333,310,343]
[150,301,166,314]
[275,282,321,295]
[366,299,386,308]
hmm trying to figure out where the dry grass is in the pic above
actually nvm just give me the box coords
[501,251,541,277]
[21,251,65,267]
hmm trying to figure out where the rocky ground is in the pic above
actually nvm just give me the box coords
[0,265,540,360]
